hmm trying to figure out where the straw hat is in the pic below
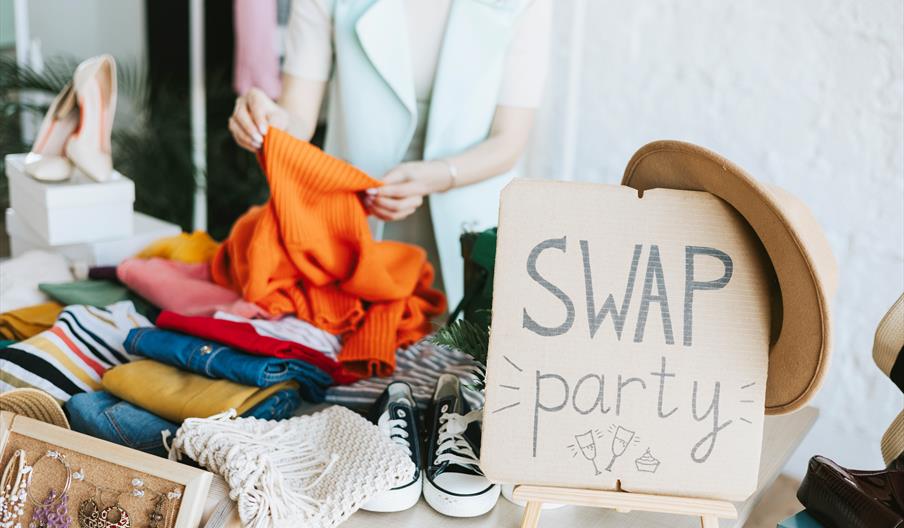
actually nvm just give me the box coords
[873,294,903,466]
[0,388,70,429]
[623,141,838,415]
[873,293,904,393]
[882,408,904,466]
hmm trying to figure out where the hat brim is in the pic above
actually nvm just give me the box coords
[873,293,904,388]
[882,408,904,465]
[0,388,69,429]
[622,141,837,415]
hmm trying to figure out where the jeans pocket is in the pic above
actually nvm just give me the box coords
[104,401,177,453]
[244,390,300,421]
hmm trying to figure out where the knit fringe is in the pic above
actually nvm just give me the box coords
[167,410,338,528]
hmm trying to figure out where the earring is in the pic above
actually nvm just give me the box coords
[130,479,180,528]
[128,479,143,499]
[77,499,130,528]
[0,449,33,528]
[28,450,72,528]
[146,497,165,528]
[78,486,131,528]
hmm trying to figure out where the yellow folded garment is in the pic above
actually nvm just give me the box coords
[136,231,220,264]
[102,360,298,422]
[0,302,63,341]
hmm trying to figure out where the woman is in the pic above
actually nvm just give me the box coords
[229,0,551,307]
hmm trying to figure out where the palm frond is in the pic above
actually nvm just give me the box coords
[430,318,490,365]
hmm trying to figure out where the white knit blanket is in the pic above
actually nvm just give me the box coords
[168,406,415,528]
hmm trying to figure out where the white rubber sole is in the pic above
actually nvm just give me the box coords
[500,484,567,510]
[361,474,423,513]
[423,476,500,517]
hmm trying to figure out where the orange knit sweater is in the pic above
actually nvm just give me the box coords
[211,128,446,377]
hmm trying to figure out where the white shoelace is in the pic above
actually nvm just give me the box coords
[434,409,483,471]
[377,411,412,457]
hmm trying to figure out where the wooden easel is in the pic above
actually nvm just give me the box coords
[513,484,737,528]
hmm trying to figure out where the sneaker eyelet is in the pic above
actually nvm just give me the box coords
[441,404,448,413]
[397,409,406,418]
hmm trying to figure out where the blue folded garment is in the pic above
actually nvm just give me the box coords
[66,388,302,457]
[124,327,331,402]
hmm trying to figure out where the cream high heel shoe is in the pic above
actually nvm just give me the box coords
[24,81,79,182]
[65,54,118,182]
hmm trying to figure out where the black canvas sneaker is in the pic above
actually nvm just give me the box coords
[361,382,423,512]
[423,373,500,517]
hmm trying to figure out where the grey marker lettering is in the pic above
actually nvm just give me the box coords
[684,246,733,347]
[581,241,642,340]
[533,370,570,457]
[616,375,647,415]
[572,373,611,415]
[633,245,675,344]
[650,356,678,418]
[523,237,575,337]
[690,380,733,463]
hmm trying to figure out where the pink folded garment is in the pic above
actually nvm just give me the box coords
[117,258,269,318]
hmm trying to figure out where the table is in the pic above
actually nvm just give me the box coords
[202,407,817,527]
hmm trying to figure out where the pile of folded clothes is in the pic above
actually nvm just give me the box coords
[0,131,483,457]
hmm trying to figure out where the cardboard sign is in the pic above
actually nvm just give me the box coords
[481,180,772,501]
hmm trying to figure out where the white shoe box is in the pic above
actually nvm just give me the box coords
[5,153,135,245]
[6,208,182,267]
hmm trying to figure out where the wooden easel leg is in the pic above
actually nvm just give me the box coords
[520,501,542,528]
[700,514,719,528]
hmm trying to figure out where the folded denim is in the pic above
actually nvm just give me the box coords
[103,360,300,422]
[155,310,359,384]
[66,388,301,457]
[124,327,330,402]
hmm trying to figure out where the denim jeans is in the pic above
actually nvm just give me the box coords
[65,388,301,457]
[125,327,330,402]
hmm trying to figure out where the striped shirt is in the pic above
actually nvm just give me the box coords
[0,301,152,402]
[325,340,485,411]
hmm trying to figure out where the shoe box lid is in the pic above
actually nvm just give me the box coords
[5,207,182,267]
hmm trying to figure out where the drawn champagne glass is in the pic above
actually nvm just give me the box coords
[605,426,636,472]
[574,430,602,475]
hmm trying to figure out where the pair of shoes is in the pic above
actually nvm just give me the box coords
[25,55,117,183]
[797,455,904,528]
[362,375,499,517]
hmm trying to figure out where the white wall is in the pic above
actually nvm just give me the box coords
[25,0,145,63]
[526,0,904,478]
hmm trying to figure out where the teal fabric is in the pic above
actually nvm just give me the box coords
[0,340,15,349]
[778,511,824,528]
[38,280,159,320]
[39,280,129,307]
[325,0,527,306]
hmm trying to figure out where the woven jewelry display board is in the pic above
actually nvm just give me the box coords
[0,412,211,528]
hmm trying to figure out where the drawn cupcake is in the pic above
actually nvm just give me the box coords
[634,448,661,473]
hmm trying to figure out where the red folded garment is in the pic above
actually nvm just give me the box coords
[155,310,361,385]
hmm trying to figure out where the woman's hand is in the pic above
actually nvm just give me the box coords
[229,88,290,152]
[366,161,453,221]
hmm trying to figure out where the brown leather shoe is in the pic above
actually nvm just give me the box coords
[798,456,904,527]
